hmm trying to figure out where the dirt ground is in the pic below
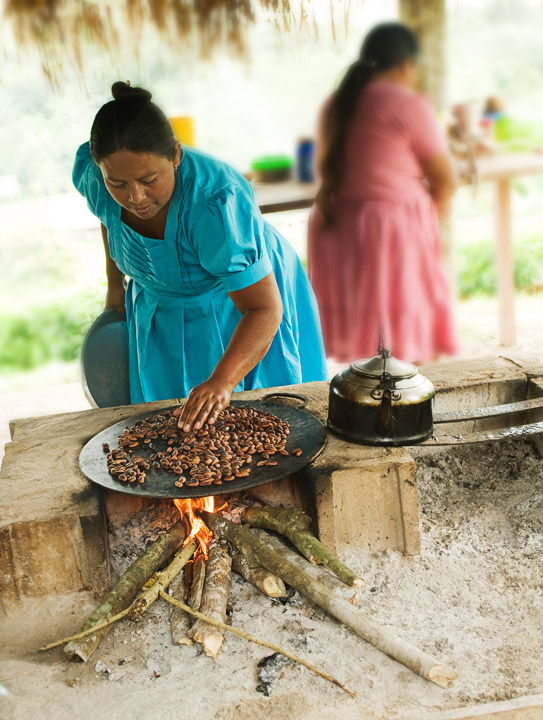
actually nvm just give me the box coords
[1,436,543,720]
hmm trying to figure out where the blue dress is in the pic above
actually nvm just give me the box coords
[73,142,327,403]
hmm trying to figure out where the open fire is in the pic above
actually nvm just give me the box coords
[174,497,217,559]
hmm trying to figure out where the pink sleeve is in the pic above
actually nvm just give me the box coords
[404,94,446,161]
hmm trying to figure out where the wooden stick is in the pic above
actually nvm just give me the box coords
[42,538,197,652]
[190,539,232,659]
[61,522,187,662]
[129,540,197,619]
[243,506,364,587]
[40,607,134,651]
[205,513,458,689]
[253,531,359,606]
[159,589,356,698]
[231,550,286,598]
[169,572,193,646]
[190,553,207,612]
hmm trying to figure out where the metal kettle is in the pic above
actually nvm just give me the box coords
[327,342,435,446]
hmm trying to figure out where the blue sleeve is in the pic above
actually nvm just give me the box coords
[72,142,110,225]
[191,185,273,293]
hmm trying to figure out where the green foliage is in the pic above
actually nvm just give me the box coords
[457,232,543,298]
[457,239,497,297]
[0,289,103,372]
[514,233,543,290]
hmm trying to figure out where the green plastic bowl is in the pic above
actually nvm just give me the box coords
[251,155,293,182]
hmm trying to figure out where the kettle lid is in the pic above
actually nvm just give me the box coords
[350,341,418,380]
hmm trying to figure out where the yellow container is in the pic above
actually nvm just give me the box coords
[169,116,195,147]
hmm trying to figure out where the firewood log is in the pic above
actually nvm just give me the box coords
[189,554,206,612]
[64,522,186,662]
[190,539,232,659]
[129,541,197,619]
[169,571,193,646]
[243,506,364,586]
[204,513,457,688]
[231,550,286,598]
[170,551,206,645]
[253,531,359,605]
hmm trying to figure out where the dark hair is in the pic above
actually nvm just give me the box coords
[316,22,419,225]
[90,81,177,163]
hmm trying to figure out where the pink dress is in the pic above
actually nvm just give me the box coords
[308,80,458,363]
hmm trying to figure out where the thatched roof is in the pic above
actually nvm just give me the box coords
[3,0,344,82]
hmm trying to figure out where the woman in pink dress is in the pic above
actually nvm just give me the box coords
[308,22,458,363]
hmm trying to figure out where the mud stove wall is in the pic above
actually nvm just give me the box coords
[1,356,542,613]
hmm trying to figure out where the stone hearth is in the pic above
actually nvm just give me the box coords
[1,354,542,613]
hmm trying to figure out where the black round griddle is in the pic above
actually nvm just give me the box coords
[79,397,326,499]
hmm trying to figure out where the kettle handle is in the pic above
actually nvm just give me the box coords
[261,392,309,409]
[375,388,396,437]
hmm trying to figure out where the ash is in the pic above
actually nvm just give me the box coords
[256,653,293,696]
[218,493,253,524]
[108,500,181,580]
[413,437,543,553]
[9,439,542,719]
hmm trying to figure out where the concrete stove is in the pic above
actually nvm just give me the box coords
[1,354,542,614]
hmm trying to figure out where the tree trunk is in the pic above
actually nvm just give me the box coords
[399,0,456,294]
[399,0,447,110]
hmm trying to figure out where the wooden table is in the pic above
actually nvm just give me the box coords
[254,153,543,347]
[475,153,543,345]
[254,180,317,214]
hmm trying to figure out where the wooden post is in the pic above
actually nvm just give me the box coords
[399,0,447,109]
[495,178,516,345]
[399,0,457,298]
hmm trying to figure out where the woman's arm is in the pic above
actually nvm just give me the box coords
[421,154,458,221]
[177,273,283,431]
[101,224,126,313]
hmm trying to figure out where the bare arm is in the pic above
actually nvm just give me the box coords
[101,223,126,313]
[421,152,458,220]
[177,273,283,431]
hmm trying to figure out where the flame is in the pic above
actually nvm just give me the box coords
[174,496,215,558]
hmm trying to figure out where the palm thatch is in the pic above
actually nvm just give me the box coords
[3,0,350,83]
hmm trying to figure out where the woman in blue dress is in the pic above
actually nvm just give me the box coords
[74,82,327,431]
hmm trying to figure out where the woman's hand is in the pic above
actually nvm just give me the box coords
[175,377,234,432]
[176,273,283,432]
[421,152,458,220]
[105,285,126,315]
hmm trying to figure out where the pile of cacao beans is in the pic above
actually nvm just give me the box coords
[104,405,300,489]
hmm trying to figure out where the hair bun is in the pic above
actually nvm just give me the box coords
[111,81,152,103]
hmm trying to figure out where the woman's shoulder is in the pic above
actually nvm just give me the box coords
[72,141,111,222]
[73,141,99,186]
[368,83,438,127]
[365,80,419,105]
[180,147,254,203]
